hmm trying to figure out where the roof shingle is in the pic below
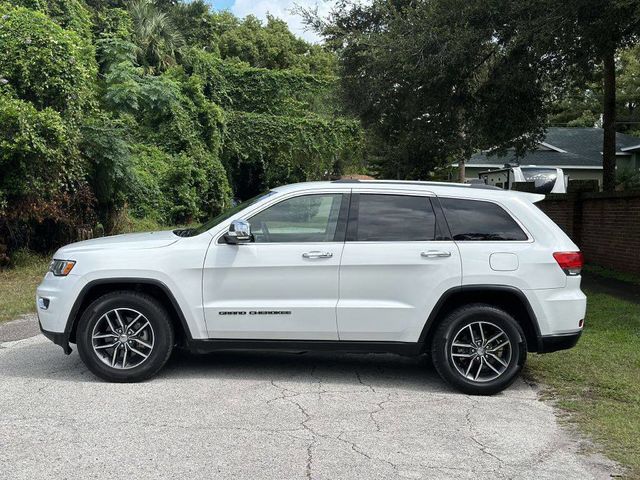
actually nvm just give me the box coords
[468,127,640,168]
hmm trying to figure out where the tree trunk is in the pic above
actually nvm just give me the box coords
[458,157,466,183]
[602,50,617,192]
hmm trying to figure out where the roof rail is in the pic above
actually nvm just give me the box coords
[331,179,502,191]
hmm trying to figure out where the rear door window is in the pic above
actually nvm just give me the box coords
[351,194,437,241]
[440,198,528,241]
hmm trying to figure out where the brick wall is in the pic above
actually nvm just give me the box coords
[537,192,640,275]
[537,194,579,241]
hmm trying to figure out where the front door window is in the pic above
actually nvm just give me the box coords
[250,194,344,243]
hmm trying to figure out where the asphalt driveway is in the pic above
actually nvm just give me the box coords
[0,318,620,479]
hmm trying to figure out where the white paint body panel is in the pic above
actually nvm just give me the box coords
[338,241,461,342]
[37,233,211,338]
[202,242,343,339]
[37,180,585,345]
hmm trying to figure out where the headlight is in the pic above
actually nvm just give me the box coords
[49,259,76,276]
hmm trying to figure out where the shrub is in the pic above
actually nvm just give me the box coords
[128,144,231,225]
[7,0,93,40]
[222,111,363,197]
[616,168,640,191]
[128,144,173,222]
[80,113,132,228]
[0,4,97,115]
[0,95,84,206]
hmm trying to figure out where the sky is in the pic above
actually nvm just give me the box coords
[209,0,336,43]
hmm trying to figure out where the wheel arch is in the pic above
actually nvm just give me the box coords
[66,278,193,346]
[419,285,542,353]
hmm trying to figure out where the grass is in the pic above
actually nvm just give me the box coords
[0,217,186,324]
[0,250,50,323]
[527,289,640,478]
[584,264,640,286]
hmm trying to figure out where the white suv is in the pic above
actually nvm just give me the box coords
[37,180,586,394]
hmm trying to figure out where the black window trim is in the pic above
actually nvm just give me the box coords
[438,196,533,243]
[346,191,451,243]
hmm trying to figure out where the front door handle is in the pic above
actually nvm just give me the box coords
[302,251,333,259]
[421,250,452,258]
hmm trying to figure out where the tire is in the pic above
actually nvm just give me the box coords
[430,304,527,395]
[76,291,174,382]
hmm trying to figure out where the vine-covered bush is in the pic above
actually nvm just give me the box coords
[223,111,363,197]
[183,50,334,116]
[128,144,231,224]
[218,14,336,75]
[0,4,96,115]
[0,94,93,249]
[128,144,172,222]
[0,96,83,206]
[7,0,93,39]
[0,0,364,255]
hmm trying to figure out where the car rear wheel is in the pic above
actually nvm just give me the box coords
[76,291,174,382]
[430,304,527,395]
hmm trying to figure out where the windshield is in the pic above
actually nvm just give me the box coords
[178,191,276,237]
[521,168,558,194]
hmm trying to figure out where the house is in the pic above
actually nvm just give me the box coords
[462,127,640,186]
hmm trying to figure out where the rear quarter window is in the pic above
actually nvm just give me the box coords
[440,198,528,241]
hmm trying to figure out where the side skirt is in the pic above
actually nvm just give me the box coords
[186,339,423,356]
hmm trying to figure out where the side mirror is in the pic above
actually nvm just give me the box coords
[224,219,252,244]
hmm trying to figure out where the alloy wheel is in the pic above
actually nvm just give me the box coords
[449,321,512,382]
[91,308,155,370]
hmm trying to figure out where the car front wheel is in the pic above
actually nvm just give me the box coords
[76,291,174,382]
[430,304,527,395]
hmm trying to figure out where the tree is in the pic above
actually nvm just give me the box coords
[548,44,640,135]
[129,0,183,73]
[169,0,222,53]
[618,45,640,134]
[218,14,336,75]
[303,0,553,181]
[536,0,640,191]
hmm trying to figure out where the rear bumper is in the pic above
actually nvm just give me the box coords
[537,331,582,353]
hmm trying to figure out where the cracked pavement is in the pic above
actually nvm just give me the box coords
[0,329,621,480]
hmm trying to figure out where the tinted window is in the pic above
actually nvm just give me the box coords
[521,168,558,194]
[440,198,527,241]
[354,194,436,241]
[250,194,343,243]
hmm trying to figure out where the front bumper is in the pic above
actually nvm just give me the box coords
[537,331,582,353]
[38,316,73,355]
[36,272,81,355]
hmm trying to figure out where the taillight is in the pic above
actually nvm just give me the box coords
[553,251,584,276]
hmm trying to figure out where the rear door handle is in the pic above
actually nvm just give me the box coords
[421,250,452,258]
[302,251,333,259]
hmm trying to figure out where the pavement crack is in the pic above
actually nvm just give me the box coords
[337,431,372,460]
[336,431,412,479]
[270,380,320,480]
[355,370,376,393]
[465,397,507,468]
[369,393,394,432]
[266,380,303,405]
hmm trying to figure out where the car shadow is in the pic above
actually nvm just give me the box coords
[1,337,454,393]
[160,348,449,393]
